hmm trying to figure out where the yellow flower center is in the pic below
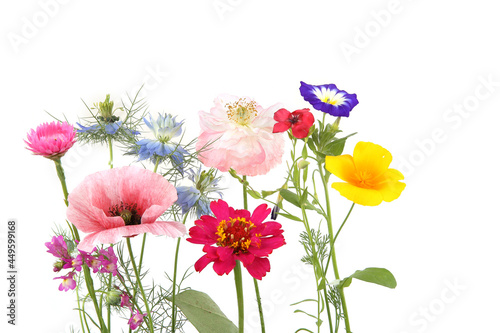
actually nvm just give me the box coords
[226,98,258,126]
[321,94,345,105]
[216,217,255,253]
[354,170,375,188]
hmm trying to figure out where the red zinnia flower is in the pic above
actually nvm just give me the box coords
[272,108,315,139]
[187,200,285,280]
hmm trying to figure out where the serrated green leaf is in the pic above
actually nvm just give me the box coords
[167,290,238,333]
[280,189,301,208]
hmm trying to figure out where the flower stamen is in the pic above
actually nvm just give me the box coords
[226,98,258,126]
[216,217,255,253]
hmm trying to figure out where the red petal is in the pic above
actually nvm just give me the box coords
[273,108,291,122]
[273,122,291,133]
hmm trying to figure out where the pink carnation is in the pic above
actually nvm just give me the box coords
[67,166,186,252]
[196,95,284,176]
[25,121,76,160]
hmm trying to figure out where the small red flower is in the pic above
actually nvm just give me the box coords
[272,108,315,139]
[187,200,285,280]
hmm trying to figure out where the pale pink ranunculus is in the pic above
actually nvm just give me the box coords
[25,121,76,160]
[196,94,284,176]
[67,166,186,252]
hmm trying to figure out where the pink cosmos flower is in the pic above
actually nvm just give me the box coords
[128,310,145,330]
[67,166,186,252]
[25,121,76,160]
[54,272,77,291]
[196,94,284,176]
[187,200,285,280]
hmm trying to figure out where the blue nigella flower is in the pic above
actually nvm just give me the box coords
[133,113,189,173]
[299,81,359,117]
[175,167,223,218]
[76,121,135,135]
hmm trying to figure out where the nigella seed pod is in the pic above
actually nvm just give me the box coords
[105,289,122,306]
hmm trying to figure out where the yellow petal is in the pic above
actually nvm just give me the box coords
[331,182,383,206]
[373,169,406,202]
[325,154,357,183]
[353,142,392,178]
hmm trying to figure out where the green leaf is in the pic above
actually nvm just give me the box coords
[341,267,397,289]
[167,290,238,333]
[278,212,303,222]
[301,144,308,160]
[247,189,262,199]
[261,190,278,198]
[280,189,301,208]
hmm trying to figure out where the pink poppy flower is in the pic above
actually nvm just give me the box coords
[196,94,284,176]
[67,166,186,252]
[187,200,285,280]
[25,121,76,160]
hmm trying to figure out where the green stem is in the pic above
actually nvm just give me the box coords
[54,159,107,332]
[242,175,266,333]
[127,238,155,333]
[171,214,189,333]
[317,161,351,331]
[332,204,355,245]
[234,261,245,333]
[107,272,113,332]
[108,136,113,169]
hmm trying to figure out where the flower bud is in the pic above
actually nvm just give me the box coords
[105,289,122,306]
[53,260,64,272]
[298,159,310,169]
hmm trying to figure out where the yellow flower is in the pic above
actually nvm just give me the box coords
[325,142,405,206]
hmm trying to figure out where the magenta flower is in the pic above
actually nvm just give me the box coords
[99,247,118,276]
[54,272,77,292]
[120,292,133,309]
[187,200,285,280]
[67,166,186,252]
[45,235,71,260]
[63,254,83,272]
[80,249,102,273]
[128,310,145,330]
[25,121,76,160]
[196,95,284,176]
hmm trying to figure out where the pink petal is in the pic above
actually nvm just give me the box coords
[250,204,271,225]
[244,257,270,280]
[213,256,236,276]
[77,221,185,252]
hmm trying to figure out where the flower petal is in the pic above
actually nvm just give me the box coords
[353,142,392,178]
[77,221,185,252]
[331,182,383,206]
[325,155,358,184]
[244,257,271,280]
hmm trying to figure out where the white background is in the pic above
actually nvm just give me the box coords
[1,0,500,332]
